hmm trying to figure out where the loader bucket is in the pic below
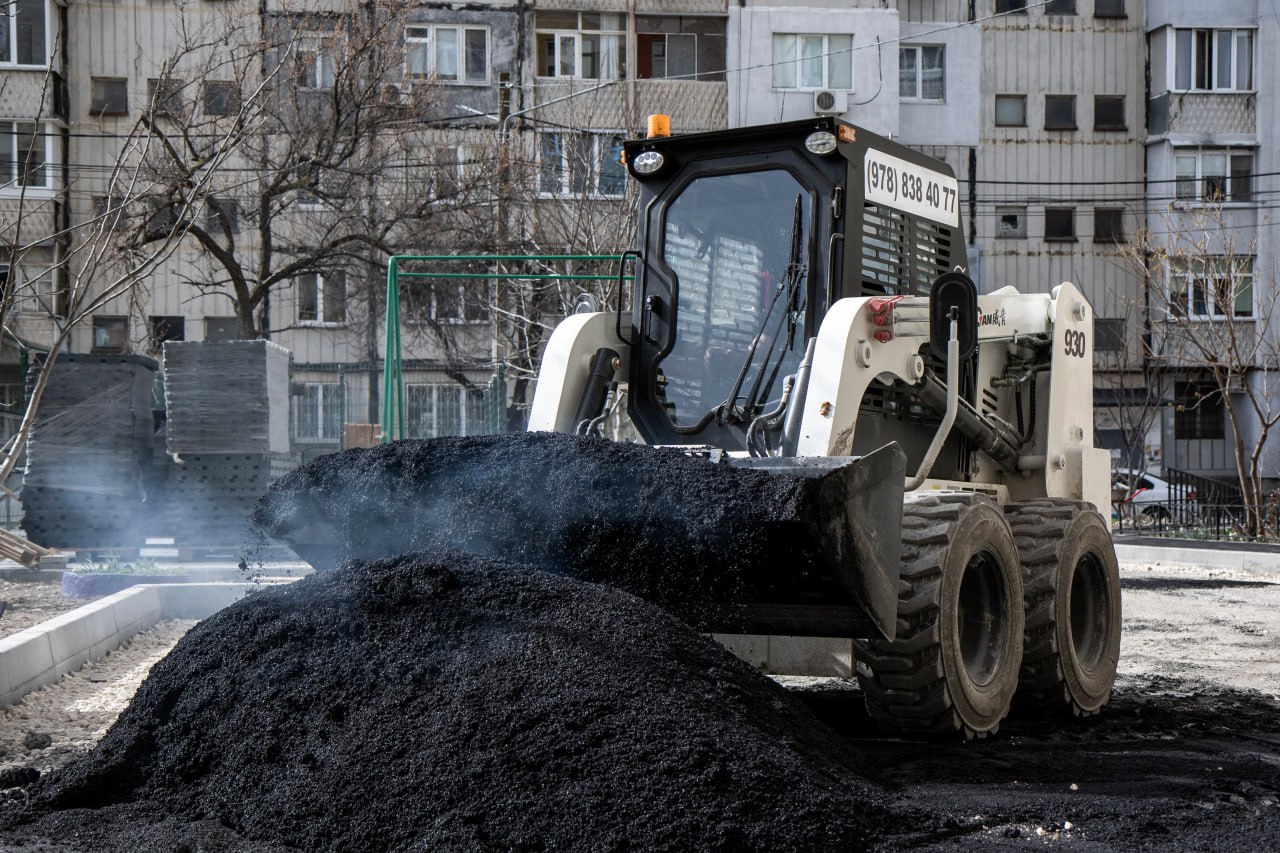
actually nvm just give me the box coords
[253,433,906,640]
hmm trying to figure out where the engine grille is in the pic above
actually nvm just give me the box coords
[859,202,955,297]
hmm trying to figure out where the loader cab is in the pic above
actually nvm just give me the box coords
[621,118,967,451]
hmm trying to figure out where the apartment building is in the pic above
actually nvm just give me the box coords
[5,0,1277,480]
[1145,1,1279,479]
[0,1,730,456]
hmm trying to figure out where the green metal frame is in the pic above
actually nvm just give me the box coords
[382,254,632,443]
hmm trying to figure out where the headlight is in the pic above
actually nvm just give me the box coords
[632,150,665,175]
[804,131,838,155]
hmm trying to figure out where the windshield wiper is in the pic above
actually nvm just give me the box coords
[720,193,806,423]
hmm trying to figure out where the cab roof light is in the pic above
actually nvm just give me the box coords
[632,149,665,175]
[804,131,838,155]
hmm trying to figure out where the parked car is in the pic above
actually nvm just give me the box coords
[1112,468,1197,528]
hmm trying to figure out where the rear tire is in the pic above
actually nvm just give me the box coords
[1006,501,1122,717]
[854,493,1024,739]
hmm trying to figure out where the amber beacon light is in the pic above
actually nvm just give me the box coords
[646,114,671,138]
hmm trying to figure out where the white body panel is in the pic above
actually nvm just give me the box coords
[528,312,629,434]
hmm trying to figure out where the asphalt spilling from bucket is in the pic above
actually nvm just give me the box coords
[250,432,860,611]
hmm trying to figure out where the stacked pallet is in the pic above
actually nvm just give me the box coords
[21,354,159,549]
[162,341,296,546]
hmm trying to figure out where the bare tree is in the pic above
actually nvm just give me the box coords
[1128,203,1280,535]
[115,0,492,344]
[488,110,640,425]
[0,24,212,491]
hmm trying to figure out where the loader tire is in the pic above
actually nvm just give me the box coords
[1006,500,1121,717]
[854,493,1024,739]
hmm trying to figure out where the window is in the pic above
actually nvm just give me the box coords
[293,382,343,441]
[1045,94,1076,129]
[405,25,488,83]
[636,16,726,82]
[1095,0,1126,17]
[297,165,331,210]
[772,33,852,90]
[899,45,944,102]
[1173,28,1253,91]
[1173,382,1224,440]
[202,81,240,115]
[297,271,347,324]
[145,199,178,233]
[90,78,128,116]
[204,197,240,234]
[148,316,185,349]
[92,316,128,352]
[0,0,47,66]
[1045,207,1075,241]
[996,206,1027,238]
[1094,318,1126,352]
[538,131,625,198]
[93,195,126,230]
[297,35,335,89]
[995,0,1026,13]
[1045,0,1076,14]
[204,317,239,341]
[1,122,49,189]
[535,12,624,80]
[0,251,55,312]
[1093,207,1125,243]
[1168,256,1253,319]
[147,78,185,116]
[994,94,1026,126]
[422,143,488,203]
[405,383,486,438]
[1174,149,1253,203]
[1094,95,1125,130]
[405,274,489,324]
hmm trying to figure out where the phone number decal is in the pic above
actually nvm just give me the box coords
[864,149,960,227]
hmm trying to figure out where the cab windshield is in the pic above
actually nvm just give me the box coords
[659,169,811,428]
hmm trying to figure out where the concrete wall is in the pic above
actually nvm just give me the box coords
[727,5,900,136]
[1146,0,1260,30]
[896,21,980,148]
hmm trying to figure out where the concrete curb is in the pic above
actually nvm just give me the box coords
[1115,543,1280,575]
[0,582,267,709]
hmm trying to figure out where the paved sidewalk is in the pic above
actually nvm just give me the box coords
[1114,534,1280,575]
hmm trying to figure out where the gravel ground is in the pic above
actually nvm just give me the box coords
[0,621,194,778]
[0,581,100,639]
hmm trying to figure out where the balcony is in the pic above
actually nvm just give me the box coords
[525,77,726,133]
[1149,92,1255,137]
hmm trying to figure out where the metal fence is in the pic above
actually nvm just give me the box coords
[1113,466,1250,538]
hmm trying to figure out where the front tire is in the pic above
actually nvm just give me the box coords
[1006,501,1122,716]
[854,493,1024,739]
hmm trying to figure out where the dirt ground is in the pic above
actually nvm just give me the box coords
[0,580,101,639]
[796,561,1280,849]
[0,560,1277,850]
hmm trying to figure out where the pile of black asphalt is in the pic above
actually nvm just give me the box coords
[0,550,900,851]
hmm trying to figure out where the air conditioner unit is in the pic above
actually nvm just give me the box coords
[813,89,847,115]
[1225,375,1246,394]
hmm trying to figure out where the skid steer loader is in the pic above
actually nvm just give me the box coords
[525,117,1121,738]
[261,117,1121,740]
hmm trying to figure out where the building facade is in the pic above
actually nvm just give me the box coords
[2,0,1277,483]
